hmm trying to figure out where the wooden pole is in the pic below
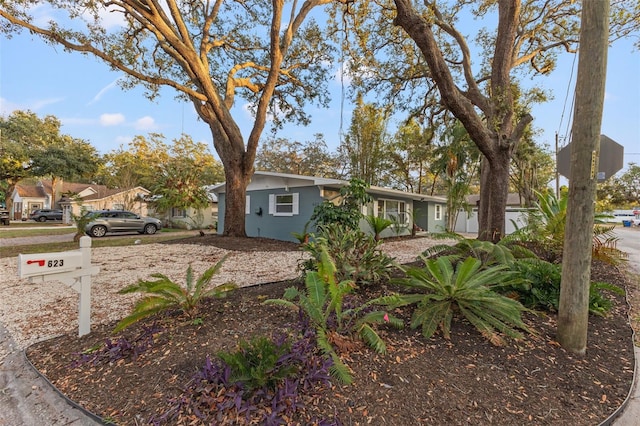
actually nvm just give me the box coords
[557,1,610,354]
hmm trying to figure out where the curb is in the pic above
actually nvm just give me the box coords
[23,348,108,425]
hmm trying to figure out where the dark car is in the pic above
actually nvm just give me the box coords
[84,210,162,237]
[0,209,9,226]
[30,209,63,222]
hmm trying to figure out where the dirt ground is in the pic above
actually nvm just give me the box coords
[22,234,638,425]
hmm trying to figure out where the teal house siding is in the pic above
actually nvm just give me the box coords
[414,200,447,233]
[245,186,323,242]
[213,171,448,242]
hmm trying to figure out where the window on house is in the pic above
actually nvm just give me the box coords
[246,195,250,215]
[435,205,442,221]
[269,193,299,216]
[171,207,186,218]
[377,199,407,224]
[112,204,124,210]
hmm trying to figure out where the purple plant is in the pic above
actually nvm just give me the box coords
[152,323,339,425]
[72,323,162,367]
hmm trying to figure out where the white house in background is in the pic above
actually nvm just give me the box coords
[454,193,532,235]
[151,189,219,229]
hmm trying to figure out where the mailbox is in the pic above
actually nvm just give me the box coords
[18,251,84,279]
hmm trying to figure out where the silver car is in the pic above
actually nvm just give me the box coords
[84,210,162,237]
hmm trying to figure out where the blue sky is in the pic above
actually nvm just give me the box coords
[1,17,639,182]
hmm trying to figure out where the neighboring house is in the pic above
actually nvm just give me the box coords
[455,193,532,235]
[10,180,151,223]
[211,171,448,242]
[151,190,219,229]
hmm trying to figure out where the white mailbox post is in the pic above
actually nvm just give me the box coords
[18,236,100,337]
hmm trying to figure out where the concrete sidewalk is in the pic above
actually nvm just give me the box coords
[610,226,640,425]
[0,324,99,425]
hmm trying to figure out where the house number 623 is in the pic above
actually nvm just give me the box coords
[47,259,64,267]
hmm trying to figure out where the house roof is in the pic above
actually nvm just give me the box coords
[466,193,523,206]
[14,183,48,198]
[15,181,150,203]
[211,171,447,203]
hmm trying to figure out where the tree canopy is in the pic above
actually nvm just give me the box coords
[0,0,339,236]
[0,110,102,208]
[338,0,639,241]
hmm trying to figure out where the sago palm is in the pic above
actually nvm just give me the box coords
[114,255,236,333]
[382,255,531,346]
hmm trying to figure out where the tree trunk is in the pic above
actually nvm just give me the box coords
[557,0,609,355]
[222,168,251,237]
[478,149,510,242]
[392,0,531,243]
[208,119,254,238]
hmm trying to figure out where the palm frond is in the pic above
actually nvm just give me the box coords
[192,254,229,301]
[113,296,174,333]
[358,324,386,354]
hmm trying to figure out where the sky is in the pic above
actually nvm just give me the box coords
[1,8,639,185]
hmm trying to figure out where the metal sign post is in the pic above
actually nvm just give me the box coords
[17,236,100,337]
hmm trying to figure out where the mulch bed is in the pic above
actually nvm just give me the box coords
[25,235,636,425]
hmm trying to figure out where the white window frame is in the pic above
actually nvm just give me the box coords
[377,199,408,225]
[246,195,251,215]
[171,207,187,218]
[269,193,299,216]
[435,204,442,221]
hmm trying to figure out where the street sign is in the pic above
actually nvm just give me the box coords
[557,134,624,181]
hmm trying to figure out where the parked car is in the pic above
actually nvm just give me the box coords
[0,209,10,225]
[84,210,162,237]
[30,209,63,222]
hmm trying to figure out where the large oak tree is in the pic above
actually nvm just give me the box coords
[0,0,336,236]
[343,0,638,241]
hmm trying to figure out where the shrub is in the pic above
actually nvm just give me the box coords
[507,258,623,316]
[513,191,626,264]
[422,235,536,267]
[154,329,335,425]
[266,245,401,384]
[73,323,162,367]
[300,223,394,285]
[379,256,532,346]
[310,178,371,230]
[217,335,297,392]
[114,256,236,333]
[365,214,393,241]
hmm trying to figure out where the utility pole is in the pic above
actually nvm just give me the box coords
[557,1,609,354]
[555,132,560,197]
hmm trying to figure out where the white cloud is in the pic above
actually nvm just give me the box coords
[100,113,126,126]
[88,78,121,105]
[115,135,133,145]
[134,116,157,131]
[333,60,375,87]
[0,97,65,115]
[334,61,353,86]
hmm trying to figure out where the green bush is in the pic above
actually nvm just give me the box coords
[265,245,401,384]
[217,335,297,392]
[114,256,236,333]
[300,223,394,285]
[379,256,532,346]
[310,178,371,230]
[365,214,393,241]
[507,258,622,316]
